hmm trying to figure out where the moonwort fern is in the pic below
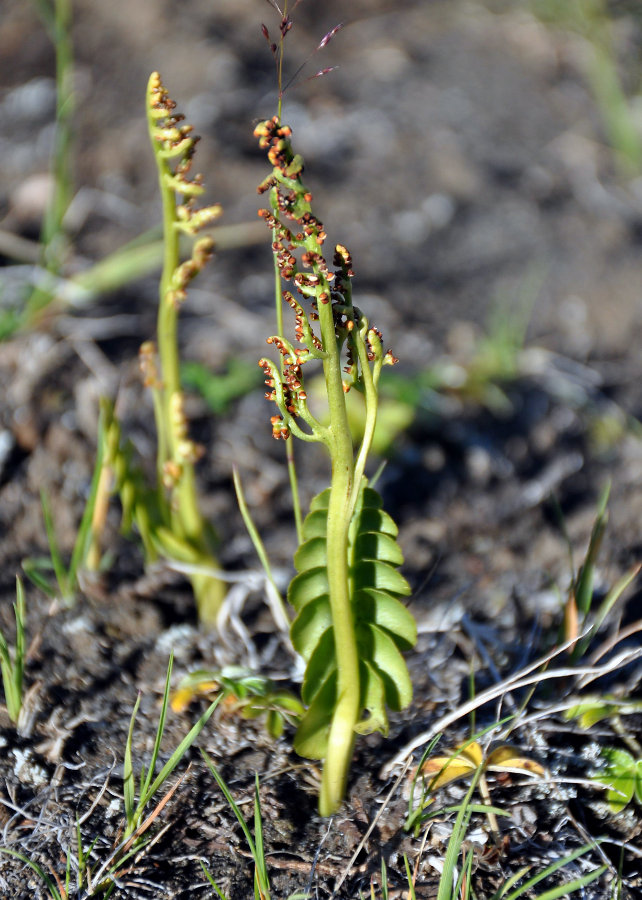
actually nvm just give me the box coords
[256,117,416,814]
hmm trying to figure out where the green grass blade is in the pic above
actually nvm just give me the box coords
[13,576,26,708]
[381,856,389,900]
[573,562,641,660]
[454,847,474,900]
[123,691,142,826]
[139,653,174,802]
[502,843,605,900]
[574,481,609,617]
[64,846,72,894]
[252,773,271,900]
[75,816,85,884]
[403,853,417,900]
[436,771,480,900]
[40,490,71,601]
[406,733,442,833]
[233,465,288,628]
[528,866,608,900]
[489,867,532,900]
[141,693,220,808]
[0,577,26,723]
[200,861,229,899]
[68,408,106,583]
[0,638,12,696]
[201,751,257,860]
[0,848,63,900]
[428,803,510,819]
[21,557,57,599]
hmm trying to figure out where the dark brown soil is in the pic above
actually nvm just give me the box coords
[1,1,642,897]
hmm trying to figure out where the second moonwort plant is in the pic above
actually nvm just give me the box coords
[256,117,417,815]
[92,74,226,626]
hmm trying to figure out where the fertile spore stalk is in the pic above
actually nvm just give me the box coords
[260,4,343,543]
[143,72,225,625]
[256,118,415,815]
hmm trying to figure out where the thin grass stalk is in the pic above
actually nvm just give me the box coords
[13,578,26,722]
[123,692,141,828]
[200,861,229,899]
[25,0,75,327]
[403,853,417,900]
[138,654,174,808]
[40,490,71,601]
[232,465,288,625]
[44,0,74,256]
[201,752,271,900]
[572,562,641,661]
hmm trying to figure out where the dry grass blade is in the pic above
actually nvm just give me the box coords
[381,635,642,777]
[86,770,188,893]
[118,766,189,857]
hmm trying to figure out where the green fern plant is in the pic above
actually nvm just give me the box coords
[256,116,416,815]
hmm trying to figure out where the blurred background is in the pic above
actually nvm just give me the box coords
[2,0,642,343]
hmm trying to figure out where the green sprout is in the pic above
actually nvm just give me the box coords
[82,653,218,895]
[597,747,642,814]
[119,653,219,845]
[0,577,27,725]
[560,483,640,661]
[256,117,416,815]
[199,760,310,900]
[565,695,642,813]
[171,665,304,740]
[201,763,272,900]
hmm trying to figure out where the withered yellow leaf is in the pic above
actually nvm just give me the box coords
[418,741,544,792]
[485,745,545,777]
[170,680,219,713]
[419,741,484,790]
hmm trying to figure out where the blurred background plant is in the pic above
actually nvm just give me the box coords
[6,0,76,337]
[0,0,266,338]
[524,0,642,178]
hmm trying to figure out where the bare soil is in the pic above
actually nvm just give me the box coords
[1,1,642,897]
